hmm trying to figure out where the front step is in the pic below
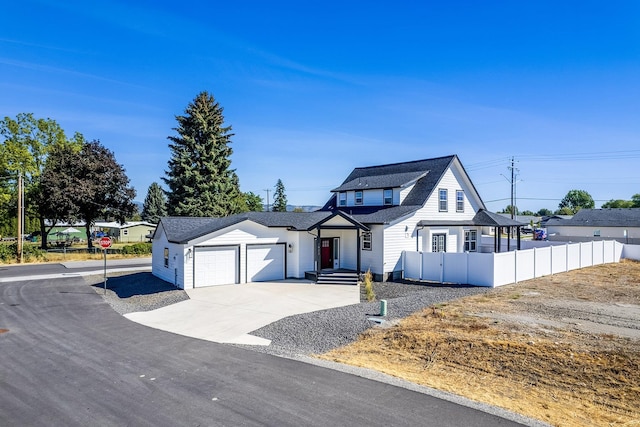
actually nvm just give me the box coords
[316,271,359,286]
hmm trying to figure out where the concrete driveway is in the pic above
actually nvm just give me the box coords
[125,280,359,345]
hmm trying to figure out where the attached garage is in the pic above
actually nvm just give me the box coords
[194,245,239,287]
[246,243,286,282]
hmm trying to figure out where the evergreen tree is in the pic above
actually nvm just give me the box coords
[272,179,287,212]
[163,91,242,217]
[141,182,167,223]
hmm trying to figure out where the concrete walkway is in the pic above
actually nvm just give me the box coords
[124,280,360,346]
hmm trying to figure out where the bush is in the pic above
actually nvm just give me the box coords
[363,269,376,302]
[0,243,45,263]
[120,242,152,255]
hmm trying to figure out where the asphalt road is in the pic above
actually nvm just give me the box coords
[0,267,525,426]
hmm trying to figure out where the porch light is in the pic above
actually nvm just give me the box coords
[288,243,294,253]
[186,248,192,260]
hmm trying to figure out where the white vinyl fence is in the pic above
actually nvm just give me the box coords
[403,240,627,288]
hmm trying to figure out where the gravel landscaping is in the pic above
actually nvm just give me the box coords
[245,281,489,357]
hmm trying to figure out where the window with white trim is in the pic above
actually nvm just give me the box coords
[123,229,129,236]
[355,190,363,205]
[594,229,601,237]
[383,188,393,206]
[164,248,169,267]
[464,230,477,252]
[439,189,448,212]
[362,231,372,251]
[339,192,346,206]
[432,234,446,252]
[456,190,464,212]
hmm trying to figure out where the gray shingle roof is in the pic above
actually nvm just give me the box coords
[322,155,466,222]
[546,208,640,227]
[331,171,427,192]
[417,210,526,227]
[158,211,368,243]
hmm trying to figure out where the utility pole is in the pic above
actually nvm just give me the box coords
[263,189,270,212]
[507,156,519,220]
[17,173,23,263]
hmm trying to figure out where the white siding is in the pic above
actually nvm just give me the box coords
[151,224,187,288]
[421,167,480,220]
[378,160,485,276]
[361,225,384,275]
[547,225,640,241]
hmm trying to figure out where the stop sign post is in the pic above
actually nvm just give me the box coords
[100,237,112,294]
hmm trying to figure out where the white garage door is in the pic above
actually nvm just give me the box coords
[194,246,239,287]
[246,244,285,282]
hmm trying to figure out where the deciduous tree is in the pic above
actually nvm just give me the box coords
[41,140,136,248]
[0,113,83,245]
[558,189,594,214]
[243,191,264,212]
[163,91,243,217]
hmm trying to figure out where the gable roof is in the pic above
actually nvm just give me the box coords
[546,208,640,227]
[321,155,485,223]
[157,211,368,244]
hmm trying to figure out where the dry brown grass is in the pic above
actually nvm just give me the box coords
[320,260,640,427]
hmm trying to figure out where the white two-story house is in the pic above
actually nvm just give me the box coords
[152,155,523,288]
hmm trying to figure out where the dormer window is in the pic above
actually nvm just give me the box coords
[383,189,393,206]
[355,190,363,205]
[339,192,346,207]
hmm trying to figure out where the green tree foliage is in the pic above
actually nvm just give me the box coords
[0,113,83,241]
[558,189,595,214]
[163,91,243,217]
[243,191,264,212]
[41,140,136,248]
[632,194,640,208]
[601,199,633,208]
[499,205,518,215]
[272,179,287,212]
[536,208,553,216]
[520,210,535,216]
[141,182,167,223]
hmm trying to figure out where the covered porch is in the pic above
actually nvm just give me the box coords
[304,211,369,285]
[417,209,526,253]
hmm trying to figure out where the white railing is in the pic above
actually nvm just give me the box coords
[403,240,628,288]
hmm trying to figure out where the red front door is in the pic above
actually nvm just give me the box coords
[321,238,333,269]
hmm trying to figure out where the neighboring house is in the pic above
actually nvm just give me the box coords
[546,208,640,244]
[152,155,524,289]
[94,221,157,243]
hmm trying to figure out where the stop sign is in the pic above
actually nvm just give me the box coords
[99,236,112,249]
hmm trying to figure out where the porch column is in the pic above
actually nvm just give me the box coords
[497,227,501,252]
[507,227,511,251]
[316,226,322,276]
[517,227,521,250]
[356,229,361,275]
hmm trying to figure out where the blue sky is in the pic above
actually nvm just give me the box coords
[2,1,639,212]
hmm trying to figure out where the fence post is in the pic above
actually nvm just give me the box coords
[514,250,518,284]
[533,247,536,278]
[566,243,569,272]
